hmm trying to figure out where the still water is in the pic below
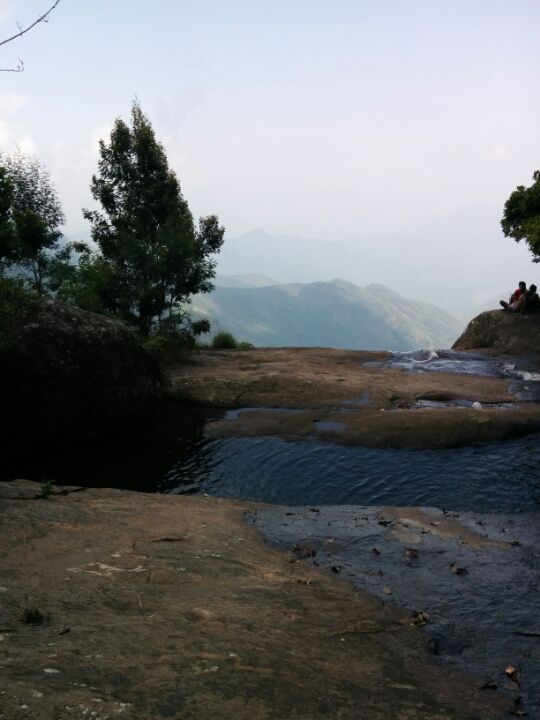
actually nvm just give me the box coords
[159,432,540,513]
[154,350,540,511]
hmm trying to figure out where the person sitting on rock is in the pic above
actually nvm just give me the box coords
[500,281,526,312]
[523,284,540,313]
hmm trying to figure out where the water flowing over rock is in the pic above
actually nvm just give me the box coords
[0,299,162,445]
[453,309,540,355]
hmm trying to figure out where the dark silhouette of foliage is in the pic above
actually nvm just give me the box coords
[501,170,540,262]
[211,331,238,349]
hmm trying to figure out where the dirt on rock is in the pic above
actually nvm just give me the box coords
[0,480,508,720]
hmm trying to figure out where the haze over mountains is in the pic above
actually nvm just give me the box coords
[214,227,534,320]
[194,278,463,351]
[65,224,525,350]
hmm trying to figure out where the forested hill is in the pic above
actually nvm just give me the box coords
[193,279,463,350]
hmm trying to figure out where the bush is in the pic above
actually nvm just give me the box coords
[238,341,255,350]
[211,331,238,349]
[143,329,197,366]
[0,278,37,344]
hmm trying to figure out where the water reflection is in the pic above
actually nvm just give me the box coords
[160,433,540,513]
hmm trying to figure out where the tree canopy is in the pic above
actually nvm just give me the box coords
[81,101,224,335]
[501,170,540,262]
[0,150,65,292]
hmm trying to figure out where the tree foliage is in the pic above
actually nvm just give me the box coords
[501,170,540,262]
[0,150,66,292]
[82,101,225,335]
[0,167,16,267]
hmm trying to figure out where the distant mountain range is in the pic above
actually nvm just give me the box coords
[193,279,463,351]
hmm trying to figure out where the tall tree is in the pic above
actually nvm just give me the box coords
[83,101,225,335]
[0,150,65,292]
[0,166,16,270]
[501,170,540,262]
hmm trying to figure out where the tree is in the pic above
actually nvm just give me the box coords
[501,170,540,262]
[0,150,66,292]
[83,101,225,336]
[0,167,16,270]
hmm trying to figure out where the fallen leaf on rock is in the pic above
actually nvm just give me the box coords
[480,679,499,690]
[505,665,520,684]
[509,697,528,717]
[292,544,316,559]
[410,610,430,626]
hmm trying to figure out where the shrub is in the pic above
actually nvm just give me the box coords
[143,329,198,365]
[0,278,37,345]
[238,341,255,350]
[211,331,238,349]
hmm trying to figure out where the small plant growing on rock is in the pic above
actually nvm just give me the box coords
[211,331,238,349]
[21,607,49,625]
[38,478,54,499]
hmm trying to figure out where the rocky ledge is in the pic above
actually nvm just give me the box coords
[453,309,540,355]
[0,480,508,720]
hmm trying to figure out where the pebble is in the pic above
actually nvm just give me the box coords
[43,668,60,674]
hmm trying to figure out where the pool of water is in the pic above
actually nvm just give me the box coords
[160,432,540,512]
[4,350,539,513]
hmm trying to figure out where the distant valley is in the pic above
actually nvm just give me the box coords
[193,278,463,351]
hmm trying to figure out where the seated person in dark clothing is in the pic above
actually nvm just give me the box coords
[500,281,527,311]
[524,284,540,313]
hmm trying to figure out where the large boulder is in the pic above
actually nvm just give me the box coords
[0,298,163,445]
[453,309,540,355]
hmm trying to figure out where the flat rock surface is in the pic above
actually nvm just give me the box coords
[0,481,507,720]
[250,504,540,717]
[167,348,540,448]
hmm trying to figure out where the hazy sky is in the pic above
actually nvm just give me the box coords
[0,0,539,313]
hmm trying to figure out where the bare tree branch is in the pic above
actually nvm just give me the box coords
[0,1,61,71]
[0,0,61,48]
[0,58,24,72]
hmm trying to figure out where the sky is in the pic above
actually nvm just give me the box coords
[0,0,539,316]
